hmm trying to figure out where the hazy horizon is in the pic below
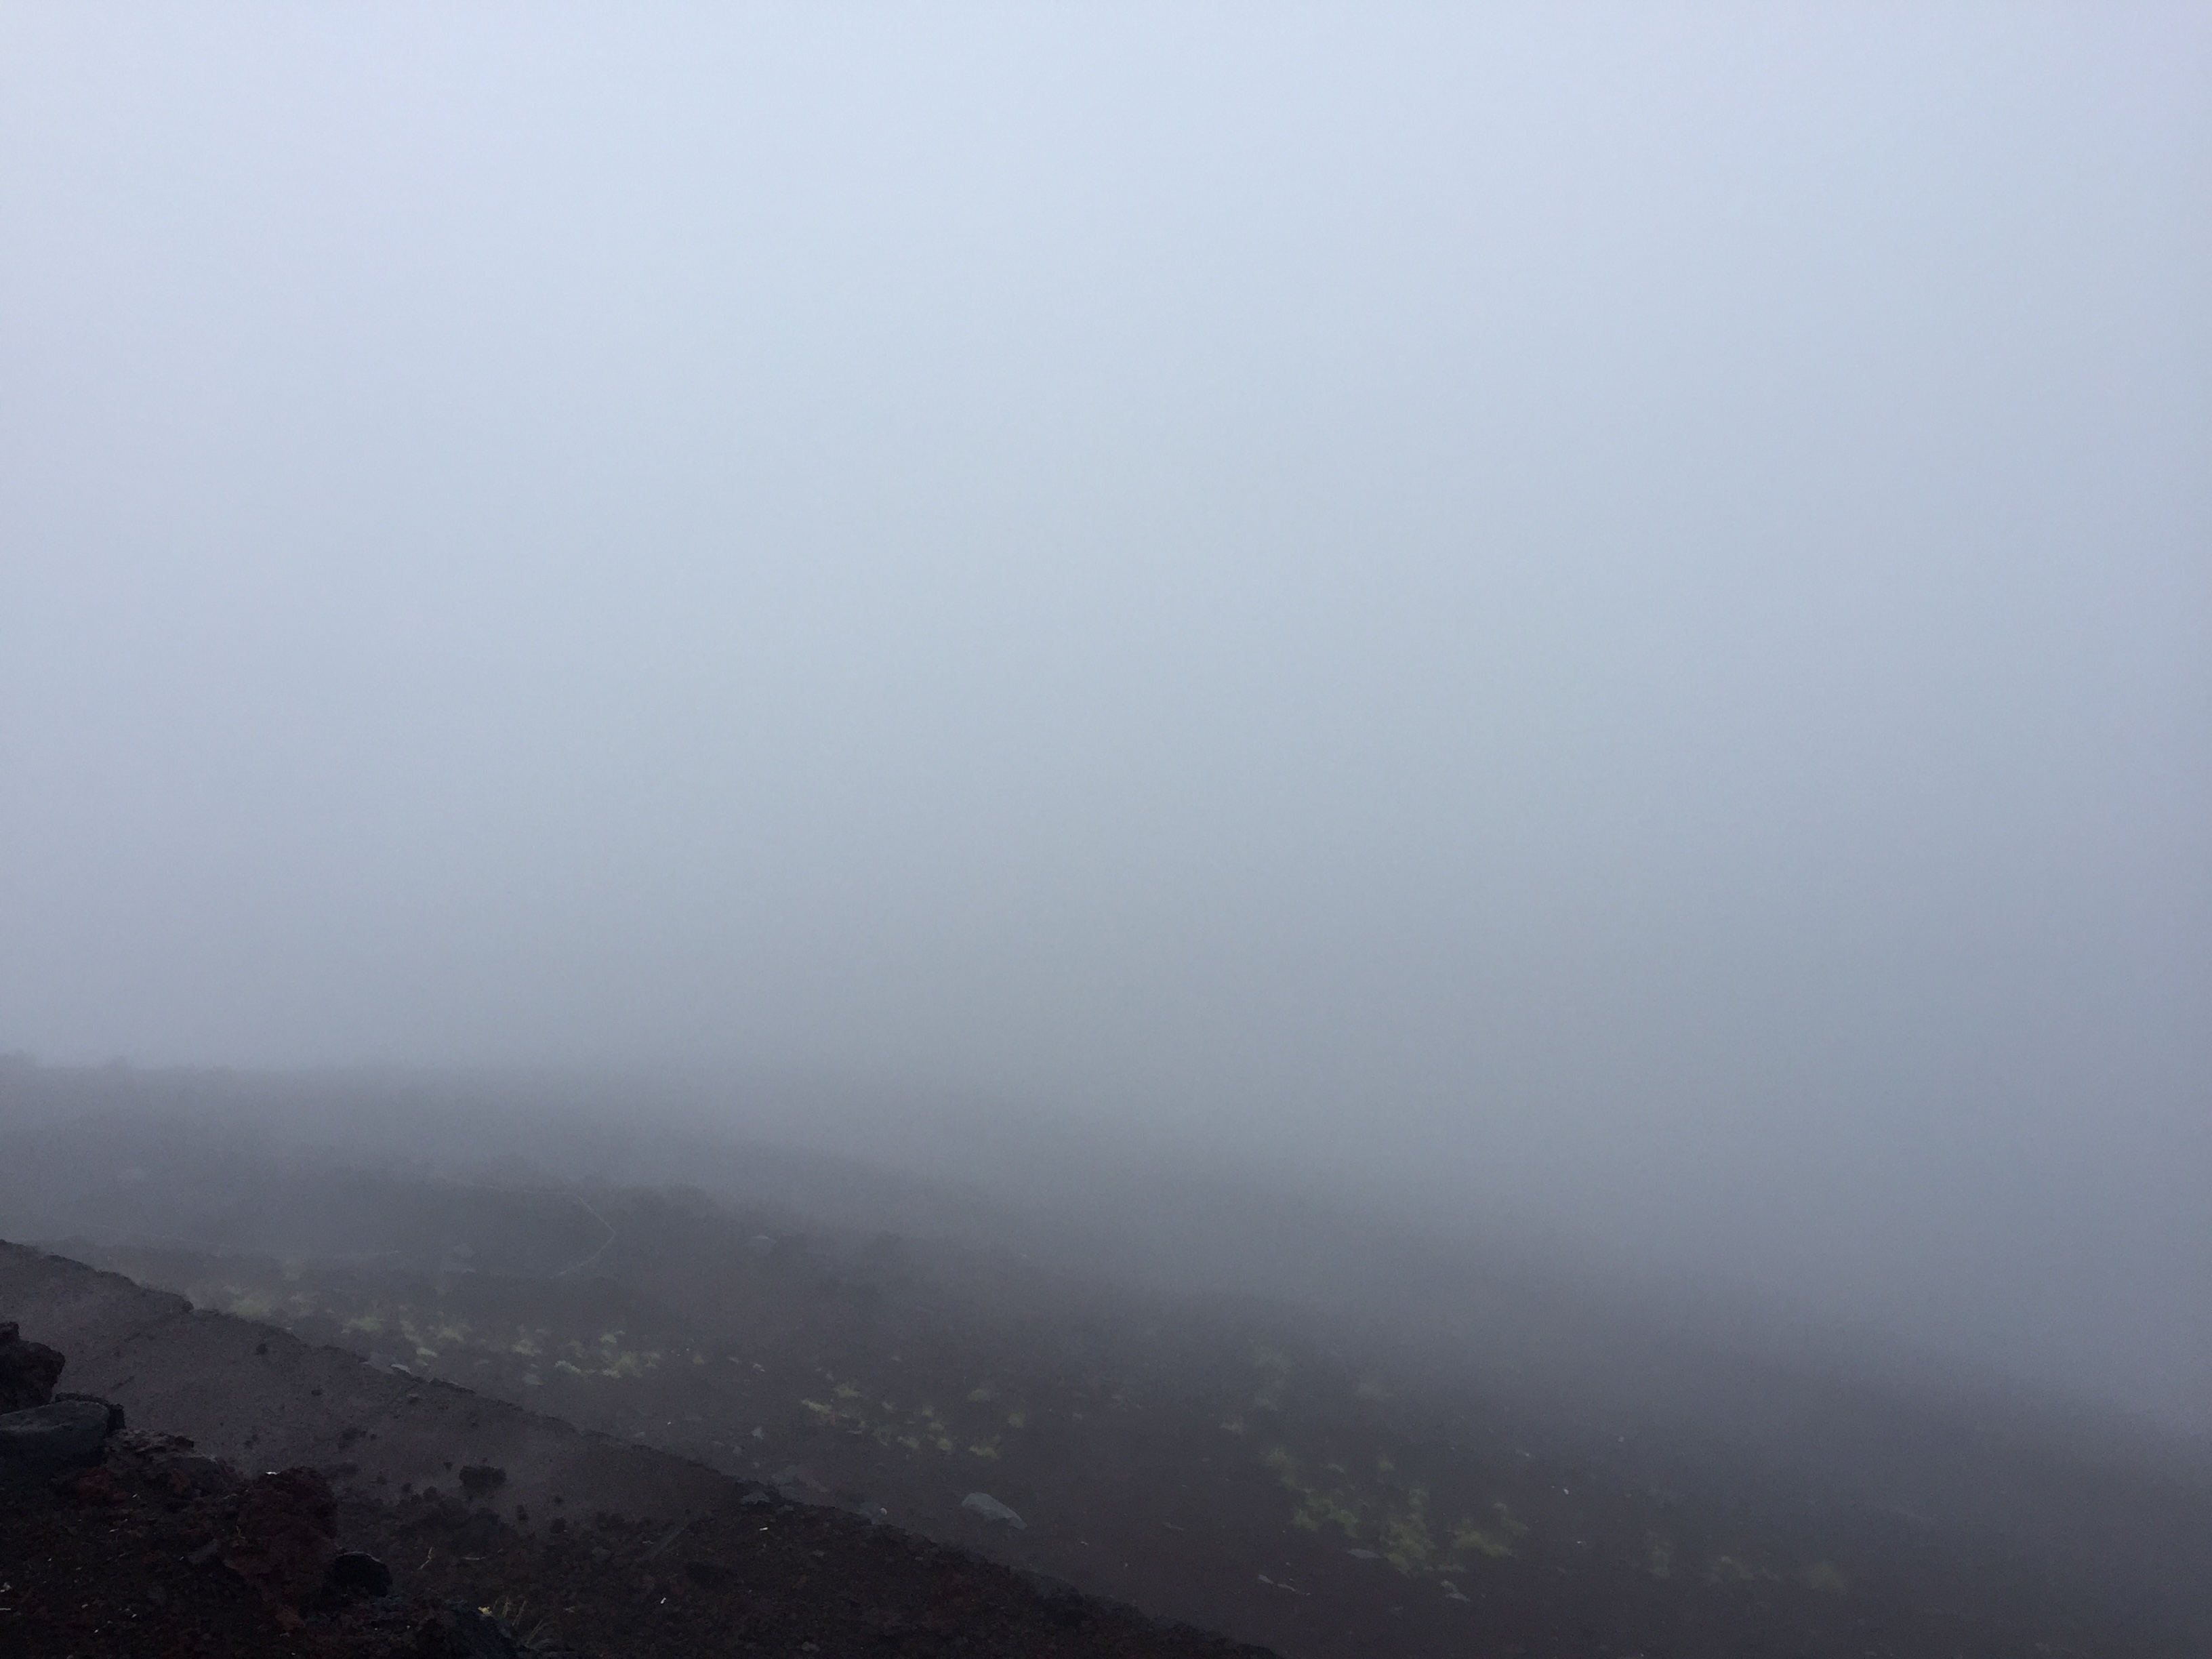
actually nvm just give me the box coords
[4,8,2208,1433]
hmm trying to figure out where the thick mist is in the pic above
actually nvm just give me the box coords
[3,9,2207,1429]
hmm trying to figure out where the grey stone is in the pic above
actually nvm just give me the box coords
[0,1397,115,1474]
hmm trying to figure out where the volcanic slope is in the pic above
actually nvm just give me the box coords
[0,1244,1274,1659]
[8,1146,2211,1658]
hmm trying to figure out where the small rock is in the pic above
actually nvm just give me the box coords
[962,1491,1026,1530]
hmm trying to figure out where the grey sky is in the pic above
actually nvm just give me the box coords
[3,7,2209,1422]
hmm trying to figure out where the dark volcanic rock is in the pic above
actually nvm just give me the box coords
[222,1466,342,1612]
[0,1318,66,1408]
[0,1397,115,1477]
[54,1389,127,1433]
[3,1393,1284,1659]
[457,1461,507,1498]
[329,1549,395,1597]
[415,1599,524,1657]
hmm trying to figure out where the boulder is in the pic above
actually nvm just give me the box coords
[53,1392,125,1435]
[0,1320,66,1410]
[0,1397,115,1477]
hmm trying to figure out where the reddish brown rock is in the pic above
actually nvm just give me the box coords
[222,1466,341,1612]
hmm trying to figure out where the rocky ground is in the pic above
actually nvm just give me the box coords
[4,1077,2210,1658]
[1,1311,1269,1659]
[9,1205,2211,1659]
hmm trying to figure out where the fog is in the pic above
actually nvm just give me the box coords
[3,8,2207,1432]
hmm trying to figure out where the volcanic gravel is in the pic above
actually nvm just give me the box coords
[1,1428,1277,1659]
